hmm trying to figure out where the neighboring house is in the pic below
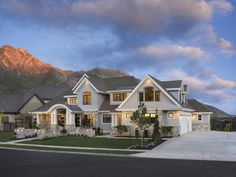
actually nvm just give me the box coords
[25,85,69,103]
[32,73,205,136]
[0,93,44,123]
[188,99,212,131]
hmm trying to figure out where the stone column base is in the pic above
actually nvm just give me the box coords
[50,124,58,130]
[65,124,76,131]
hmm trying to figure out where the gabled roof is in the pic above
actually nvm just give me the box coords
[33,91,82,113]
[161,80,182,89]
[188,99,212,113]
[73,74,140,93]
[148,75,182,106]
[99,96,119,112]
[117,75,183,110]
[0,93,44,114]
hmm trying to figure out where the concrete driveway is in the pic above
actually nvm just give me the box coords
[135,131,236,162]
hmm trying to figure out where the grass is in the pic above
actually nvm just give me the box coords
[21,136,151,149]
[0,144,141,155]
[0,132,14,142]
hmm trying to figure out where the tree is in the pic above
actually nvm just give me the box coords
[0,111,4,123]
[130,103,154,147]
[152,115,162,145]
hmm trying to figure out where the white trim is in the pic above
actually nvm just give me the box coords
[73,78,99,94]
[47,104,73,113]
[192,112,213,114]
[107,89,132,93]
[64,95,77,98]
[72,73,89,91]
[117,75,182,110]
[166,88,181,91]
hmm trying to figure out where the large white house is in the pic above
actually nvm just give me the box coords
[32,74,212,136]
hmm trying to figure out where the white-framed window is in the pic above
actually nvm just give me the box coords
[168,112,175,119]
[102,114,112,124]
[126,113,131,118]
[113,93,127,101]
[198,115,202,121]
[83,91,91,105]
[68,98,77,105]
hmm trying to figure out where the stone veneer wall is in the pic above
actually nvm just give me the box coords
[192,123,210,132]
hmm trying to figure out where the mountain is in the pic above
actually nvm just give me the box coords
[204,104,232,118]
[0,45,128,94]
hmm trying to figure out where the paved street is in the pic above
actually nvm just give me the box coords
[135,131,236,161]
[0,149,236,177]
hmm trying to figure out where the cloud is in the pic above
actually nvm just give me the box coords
[191,25,236,56]
[209,0,234,15]
[167,69,236,102]
[0,0,213,41]
[137,44,209,60]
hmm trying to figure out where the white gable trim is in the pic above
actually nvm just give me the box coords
[47,104,73,113]
[72,73,89,91]
[166,88,181,91]
[117,75,182,110]
[73,77,100,94]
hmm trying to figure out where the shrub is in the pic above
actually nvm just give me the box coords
[224,123,231,132]
[115,125,128,136]
[95,127,101,135]
[162,126,173,136]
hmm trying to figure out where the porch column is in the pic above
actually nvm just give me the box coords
[50,110,57,129]
[65,110,75,130]
[36,114,40,125]
[111,114,116,127]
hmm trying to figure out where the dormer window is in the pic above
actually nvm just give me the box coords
[139,92,144,102]
[139,88,160,102]
[145,87,154,101]
[83,91,91,105]
[155,91,160,101]
[68,98,77,105]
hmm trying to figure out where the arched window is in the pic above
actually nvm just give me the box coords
[144,87,154,101]
[83,91,91,105]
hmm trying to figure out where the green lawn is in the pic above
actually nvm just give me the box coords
[0,132,14,142]
[22,136,150,149]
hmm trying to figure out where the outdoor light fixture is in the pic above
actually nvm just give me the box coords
[168,112,174,119]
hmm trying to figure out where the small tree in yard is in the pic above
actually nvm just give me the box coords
[152,115,162,145]
[131,103,154,147]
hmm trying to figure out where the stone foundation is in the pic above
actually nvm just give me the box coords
[192,124,210,132]
[65,124,76,131]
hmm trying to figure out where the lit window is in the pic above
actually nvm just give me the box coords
[139,92,144,102]
[198,115,202,121]
[69,98,77,105]
[113,93,127,101]
[83,91,91,105]
[103,114,112,123]
[168,112,175,119]
[155,91,160,101]
[145,87,154,101]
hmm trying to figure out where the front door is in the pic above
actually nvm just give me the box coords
[75,114,81,127]
[117,114,122,125]
[82,114,94,128]
[57,114,65,127]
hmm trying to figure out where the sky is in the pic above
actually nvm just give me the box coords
[0,0,235,114]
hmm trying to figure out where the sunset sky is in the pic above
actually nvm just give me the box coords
[0,0,235,114]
